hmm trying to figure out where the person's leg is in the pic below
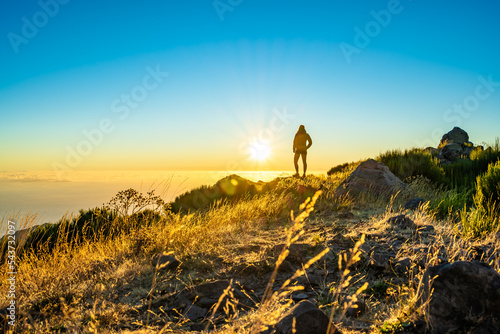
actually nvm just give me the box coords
[301,152,307,177]
[294,152,300,176]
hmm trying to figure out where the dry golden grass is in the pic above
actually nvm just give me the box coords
[1,173,499,333]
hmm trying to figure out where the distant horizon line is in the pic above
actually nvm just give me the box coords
[1,169,329,173]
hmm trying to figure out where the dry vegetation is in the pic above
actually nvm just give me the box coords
[1,160,500,333]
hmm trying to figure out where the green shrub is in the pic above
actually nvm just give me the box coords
[474,160,500,211]
[376,140,500,190]
[445,139,500,189]
[459,201,499,239]
[471,138,500,163]
[430,188,472,220]
[21,207,120,256]
[327,162,350,176]
[442,156,500,190]
[376,149,446,185]
[458,160,500,238]
[106,188,165,216]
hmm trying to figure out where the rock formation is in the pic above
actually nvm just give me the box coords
[335,159,408,198]
[417,261,500,333]
[434,127,481,164]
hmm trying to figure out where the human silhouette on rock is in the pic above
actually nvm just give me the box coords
[293,125,312,177]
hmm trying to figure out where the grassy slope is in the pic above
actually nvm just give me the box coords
[1,165,499,333]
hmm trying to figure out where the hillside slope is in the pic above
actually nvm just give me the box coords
[1,163,499,333]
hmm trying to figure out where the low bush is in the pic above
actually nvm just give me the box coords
[376,149,446,185]
[458,160,500,238]
[474,160,500,212]
[21,207,120,257]
[327,162,350,176]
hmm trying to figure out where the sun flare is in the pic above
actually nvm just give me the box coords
[249,140,271,161]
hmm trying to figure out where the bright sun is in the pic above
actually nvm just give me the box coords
[249,140,271,161]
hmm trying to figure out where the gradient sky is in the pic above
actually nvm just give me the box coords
[1,0,500,174]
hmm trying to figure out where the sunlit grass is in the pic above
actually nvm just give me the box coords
[2,169,500,333]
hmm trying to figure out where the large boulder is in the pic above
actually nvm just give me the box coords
[335,159,408,198]
[439,142,463,162]
[438,126,470,148]
[417,261,500,333]
[435,127,480,163]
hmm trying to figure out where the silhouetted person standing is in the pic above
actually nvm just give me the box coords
[293,125,312,177]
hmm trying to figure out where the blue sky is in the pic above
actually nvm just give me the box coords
[1,0,500,172]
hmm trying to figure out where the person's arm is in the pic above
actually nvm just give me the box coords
[307,134,312,149]
[293,135,297,152]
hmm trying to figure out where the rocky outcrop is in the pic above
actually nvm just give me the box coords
[435,127,481,164]
[417,261,500,333]
[335,159,408,199]
[438,126,470,148]
[439,142,463,161]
